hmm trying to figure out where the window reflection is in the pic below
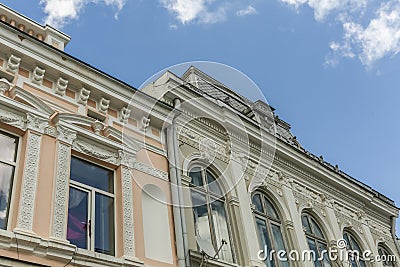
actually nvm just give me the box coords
[0,131,18,230]
[343,231,366,267]
[189,167,233,262]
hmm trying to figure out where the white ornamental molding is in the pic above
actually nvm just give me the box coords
[25,113,48,133]
[0,78,11,95]
[133,161,168,181]
[55,77,68,96]
[0,109,25,129]
[16,132,42,231]
[120,106,131,123]
[6,54,21,73]
[72,139,119,164]
[199,137,217,163]
[121,166,136,257]
[77,87,90,105]
[56,125,77,145]
[51,142,72,240]
[32,66,45,86]
[98,98,110,114]
[91,120,105,135]
[118,150,136,169]
[140,116,150,132]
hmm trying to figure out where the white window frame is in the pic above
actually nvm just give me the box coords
[68,156,116,255]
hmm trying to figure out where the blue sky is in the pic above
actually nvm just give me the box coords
[2,1,400,233]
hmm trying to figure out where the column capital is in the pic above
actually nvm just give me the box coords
[56,125,77,145]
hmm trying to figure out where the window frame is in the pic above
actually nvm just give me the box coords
[0,129,20,231]
[378,245,395,267]
[188,164,235,263]
[252,191,289,267]
[301,212,331,267]
[343,230,367,267]
[68,155,117,256]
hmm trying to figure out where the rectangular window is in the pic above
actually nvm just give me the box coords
[0,131,18,230]
[67,157,115,256]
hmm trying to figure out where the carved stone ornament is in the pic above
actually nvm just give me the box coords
[72,139,119,164]
[56,125,77,145]
[91,120,105,135]
[118,150,136,169]
[121,166,136,257]
[17,132,42,231]
[77,87,90,105]
[32,66,45,86]
[140,116,150,131]
[120,106,131,123]
[51,142,71,240]
[0,78,11,95]
[199,137,217,162]
[134,161,169,181]
[55,77,68,96]
[6,54,21,73]
[98,97,110,114]
[0,109,24,129]
[25,113,48,133]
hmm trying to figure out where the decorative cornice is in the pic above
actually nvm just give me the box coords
[72,138,119,165]
[133,161,169,181]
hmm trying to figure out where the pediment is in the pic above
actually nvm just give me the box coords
[9,86,55,116]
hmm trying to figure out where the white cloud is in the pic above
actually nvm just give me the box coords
[236,5,257,17]
[160,0,228,24]
[279,0,400,67]
[40,0,127,28]
[328,0,400,67]
[279,0,367,21]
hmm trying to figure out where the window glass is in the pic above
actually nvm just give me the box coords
[252,194,264,213]
[303,214,330,267]
[189,167,203,187]
[302,215,312,234]
[0,133,17,162]
[271,224,289,267]
[67,187,88,249]
[343,231,366,267]
[0,132,18,231]
[207,172,223,196]
[95,193,115,255]
[0,163,14,229]
[252,192,287,267]
[192,190,214,256]
[211,200,233,262]
[190,166,233,263]
[307,238,322,267]
[265,197,279,220]
[256,218,275,267]
[70,157,113,193]
[68,157,115,256]
[310,217,324,239]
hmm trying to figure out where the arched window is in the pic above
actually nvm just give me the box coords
[302,213,331,267]
[189,166,233,262]
[343,231,366,267]
[378,245,395,267]
[252,192,288,267]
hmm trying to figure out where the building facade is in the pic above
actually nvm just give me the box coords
[0,4,399,267]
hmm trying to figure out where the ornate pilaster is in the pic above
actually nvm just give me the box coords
[16,114,48,233]
[50,125,77,241]
[119,151,137,259]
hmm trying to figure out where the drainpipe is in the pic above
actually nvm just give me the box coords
[167,98,190,267]
[390,216,400,256]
